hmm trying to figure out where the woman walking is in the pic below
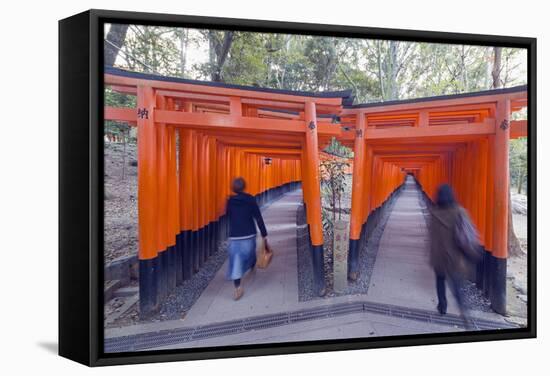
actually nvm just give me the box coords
[225,177,268,300]
[429,184,478,330]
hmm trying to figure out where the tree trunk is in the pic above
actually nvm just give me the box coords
[460,45,468,90]
[517,170,524,194]
[332,180,337,225]
[104,24,129,67]
[179,30,189,77]
[208,31,235,82]
[376,41,386,100]
[388,41,399,100]
[493,46,521,257]
[491,47,502,89]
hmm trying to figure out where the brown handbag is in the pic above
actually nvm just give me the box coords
[256,237,273,269]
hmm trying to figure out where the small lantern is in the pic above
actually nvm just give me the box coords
[264,157,272,165]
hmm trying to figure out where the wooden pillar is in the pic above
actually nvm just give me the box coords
[362,147,374,222]
[348,113,366,280]
[304,101,325,296]
[191,131,200,273]
[136,85,159,317]
[478,139,488,247]
[217,144,229,240]
[166,99,181,286]
[208,137,219,256]
[200,135,210,260]
[489,99,511,314]
[155,95,170,300]
[178,123,194,280]
[196,134,205,266]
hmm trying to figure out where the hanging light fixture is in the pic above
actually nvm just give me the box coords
[264,157,272,165]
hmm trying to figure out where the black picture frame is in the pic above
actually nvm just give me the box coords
[59,9,537,366]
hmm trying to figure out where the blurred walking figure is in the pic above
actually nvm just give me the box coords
[429,184,482,330]
[225,177,268,300]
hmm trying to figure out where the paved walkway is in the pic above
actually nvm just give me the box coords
[105,183,510,351]
[366,176,463,314]
[181,189,303,325]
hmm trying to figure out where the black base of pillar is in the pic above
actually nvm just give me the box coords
[209,222,217,256]
[191,230,199,273]
[197,227,206,269]
[206,223,213,258]
[311,244,326,296]
[175,234,183,285]
[348,239,360,279]
[483,251,507,315]
[359,221,368,252]
[139,257,158,318]
[181,230,192,280]
[220,215,228,241]
[166,245,177,292]
[476,253,485,288]
[206,224,211,260]
[203,223,209,257]
[157,250,169,300]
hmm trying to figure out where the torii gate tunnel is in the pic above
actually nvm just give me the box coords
[104,67,527,317]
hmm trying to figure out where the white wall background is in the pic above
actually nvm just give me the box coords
[0,0,546,374]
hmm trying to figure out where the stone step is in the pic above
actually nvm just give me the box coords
[104,279,122,302]
[114,286,139,298]
[105,294,139,326]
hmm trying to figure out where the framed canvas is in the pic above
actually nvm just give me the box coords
[59,9,536,366]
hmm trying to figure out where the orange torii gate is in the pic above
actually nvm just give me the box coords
[104,67,351,315]
[337,86,527,314]
[104,66,527,316]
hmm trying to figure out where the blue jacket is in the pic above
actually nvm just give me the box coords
[226,192,268,238]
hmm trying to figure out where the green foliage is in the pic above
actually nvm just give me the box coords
[510,138,527,194]
[324,137,353,158]
[321,204,334,242]
[220,32,270,86]
[104,87,136,140]
[320,154,349,243]
[106,23,527,103]
[320,156,350,222]
[105,87,136,108]
[114,25,182,76]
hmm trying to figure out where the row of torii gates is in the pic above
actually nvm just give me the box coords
[104,67,528,317]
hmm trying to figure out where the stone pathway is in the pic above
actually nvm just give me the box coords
[366,176,463,314]
[105,182,510,351]
[178,189,304,326]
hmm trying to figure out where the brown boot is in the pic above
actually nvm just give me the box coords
[233,286,244,301]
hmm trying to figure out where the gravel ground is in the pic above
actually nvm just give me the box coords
[506,220,528,326]
[106,241,229,328]
[298,175,397,301]
[512,213,527,244]
[460,280,493,312]
[511,192,527,215]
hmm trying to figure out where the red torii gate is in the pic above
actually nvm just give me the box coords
[337,86,527,313]
[105,66,527,316]
[104,67,351,315]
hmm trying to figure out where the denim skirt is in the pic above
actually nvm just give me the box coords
[226,236,257,280]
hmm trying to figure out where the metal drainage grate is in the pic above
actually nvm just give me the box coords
[104,300,519,353]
